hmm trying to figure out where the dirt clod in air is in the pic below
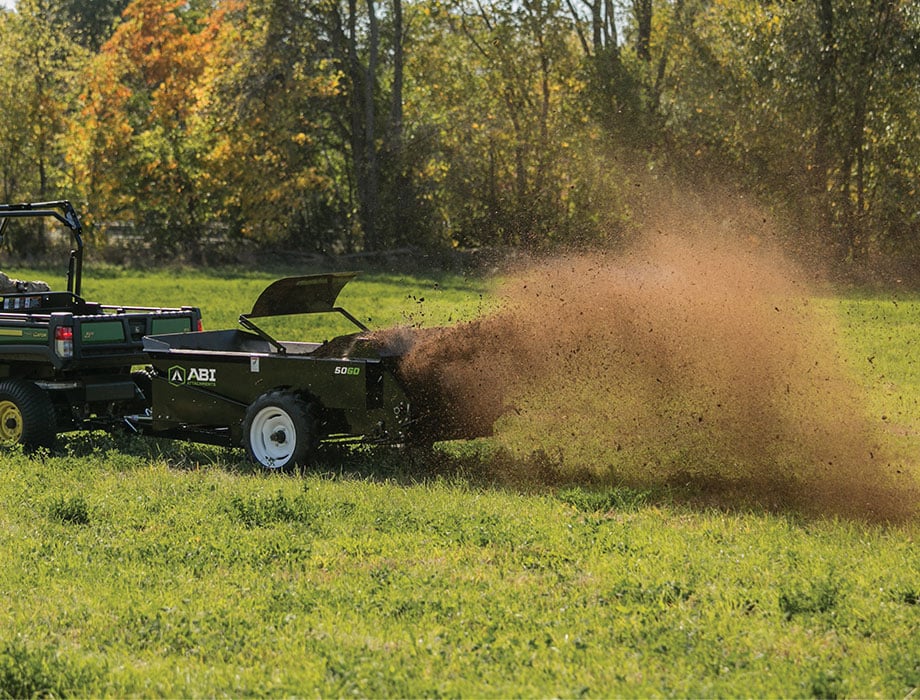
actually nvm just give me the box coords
[390,216,919,522]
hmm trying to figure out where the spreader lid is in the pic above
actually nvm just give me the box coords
[247,272,358,318]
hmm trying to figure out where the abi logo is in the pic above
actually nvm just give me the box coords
[169,365,217,386]
[168,365,186,385]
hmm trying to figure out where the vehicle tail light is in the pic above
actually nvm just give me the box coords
[54,326,74,358]
[197,318,203,332]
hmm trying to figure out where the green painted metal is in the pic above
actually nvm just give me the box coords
[0,327,48,343]
[151,316,194,335]
[80,320,126,344]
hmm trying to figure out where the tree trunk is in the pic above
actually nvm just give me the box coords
[634,0,652,62]
[362,0,380,250]
[603,0,616,49]
[387,0,409,245]
[813,0,838,255]
[390,0,403,138]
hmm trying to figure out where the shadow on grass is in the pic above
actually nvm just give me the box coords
[56,431,919,525]
[308,441,917,524]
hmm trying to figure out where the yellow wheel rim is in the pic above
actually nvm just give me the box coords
[0,399,23,443]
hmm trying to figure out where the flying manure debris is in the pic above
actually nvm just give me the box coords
[389,228,919,522]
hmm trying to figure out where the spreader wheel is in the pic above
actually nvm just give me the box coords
[242,391,319,470]
[0,379,57,450]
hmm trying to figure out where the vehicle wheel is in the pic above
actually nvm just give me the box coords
[242,391,318,470]
[0,379,57,450]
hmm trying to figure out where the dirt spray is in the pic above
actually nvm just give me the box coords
[392,216,919,521]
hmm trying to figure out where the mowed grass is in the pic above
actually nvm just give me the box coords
[1,264,918,697]
[836,294,920,435]
[20,263,492,334]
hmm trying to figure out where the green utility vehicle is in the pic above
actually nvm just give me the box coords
[0,201,201,448]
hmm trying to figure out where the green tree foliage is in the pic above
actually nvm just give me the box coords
[57,0,132,50]
[291,0,443,251]
[0,0,85,249]
[637,0,920,264]
[200,0,361,252]
[198,0,343,246]
[65,0,219,255]
[0,0,918,266]
[408,0,630,248]
[182,0,440,252]
[0,11,32,203]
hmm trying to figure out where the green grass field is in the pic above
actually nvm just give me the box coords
[1,264,918,697]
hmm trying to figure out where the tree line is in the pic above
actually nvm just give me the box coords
[0,0,917,269]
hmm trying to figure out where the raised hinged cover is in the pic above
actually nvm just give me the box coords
[247,273,357,318]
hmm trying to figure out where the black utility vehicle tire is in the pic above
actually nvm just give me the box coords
[0,379,57,450]
[242,391,318,470]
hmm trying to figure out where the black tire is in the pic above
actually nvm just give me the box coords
[0,379,57,450]
[242,390,318,471]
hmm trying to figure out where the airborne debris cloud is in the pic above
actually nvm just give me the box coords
[391,216,919,521]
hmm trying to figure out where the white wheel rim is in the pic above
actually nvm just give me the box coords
[249,406,297,468]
